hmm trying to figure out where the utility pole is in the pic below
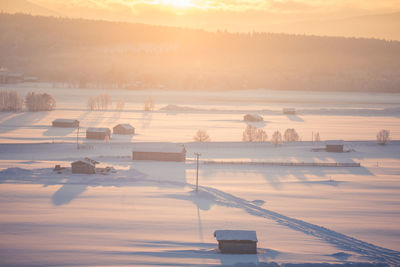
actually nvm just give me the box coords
[194,152,201,192]
[76,126,80,150]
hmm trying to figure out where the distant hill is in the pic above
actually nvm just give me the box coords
[0,13,399,92]
[0,0,57,16]
[270,12,400,41]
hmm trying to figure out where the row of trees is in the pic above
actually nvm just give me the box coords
[0,91,23,111]
[242,126,304,144]
[194,126,391,146]
[87,94,113,111]
[87,95,154,111]
[0,91,56,112]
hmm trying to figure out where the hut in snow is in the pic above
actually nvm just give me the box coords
[71,158,99,174]
[214,230,258,254]
[132,144,186,162]
[243,114,263,122]
[86,127,111,140]
[113,124,135,135]
[325,140,344,152]
[283,108,296,115]
[52,119,79,128]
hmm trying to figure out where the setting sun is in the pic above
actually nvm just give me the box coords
[160,0,193,8]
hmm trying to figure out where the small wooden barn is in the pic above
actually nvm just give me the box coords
[283,108,296,115]
[243,114,263,122]
[52,119,79,128]
[326,140,344,152]
[86,127,111,140]
[71,158,99,174]
[214,230,258,254]
[132,144,186,162]
[113,124,135,135]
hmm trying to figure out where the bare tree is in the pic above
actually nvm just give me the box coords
[271,130,283,146]
[314,132,321,142]
[242,125,268,142]
[87,96,95,111]
[87,94,112,110]
[284,128,300,142]
[377,129,390,145]
[144,96,155,111]
[193,129,211,142]
[0,90,23,111]
[25,92,56,111]
[116,98,125,110]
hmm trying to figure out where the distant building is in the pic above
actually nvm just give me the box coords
[325,140,344,152]
[283,108,296,115]
[113,124,135,135]
[23,76,38,82]
[132,144,186,162]
[52,119,79,128]
[0,68,24,84]
[214,230,258,254]
[243,114,263,122]
[86,127,111,140]
[71,158,99,174]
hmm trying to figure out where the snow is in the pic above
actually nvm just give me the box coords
[0,84,400,266]
[214,230,258,242]
[86,127,110,133]
[326,140,345,145]
[52,118,78,123]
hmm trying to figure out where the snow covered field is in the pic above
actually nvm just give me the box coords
[0,84,400,266]
[0,83,400,143]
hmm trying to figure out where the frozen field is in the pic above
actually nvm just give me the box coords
[0,84,400,266]
[0,83,399,143]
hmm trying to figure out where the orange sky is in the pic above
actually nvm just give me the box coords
[2,0,399,38]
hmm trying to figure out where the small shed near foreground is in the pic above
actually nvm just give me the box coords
[214,230,258,254]
[71,158,99,174]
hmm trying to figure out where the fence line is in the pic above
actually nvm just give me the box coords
[203,161,361,167]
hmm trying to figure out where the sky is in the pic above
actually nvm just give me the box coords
[1,0,399,38]
[31,0,400,27]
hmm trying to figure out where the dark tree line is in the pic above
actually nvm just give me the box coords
[0,90,56,112]
[1,13,400,92]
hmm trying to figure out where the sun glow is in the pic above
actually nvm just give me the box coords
[160,0,193,8]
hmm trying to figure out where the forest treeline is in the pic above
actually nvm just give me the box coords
[1,13,400,92]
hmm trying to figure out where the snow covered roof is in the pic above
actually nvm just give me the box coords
[53,119,78,123]
[87,127,110,133]
[326,140,344,146]
[214,230,258,242]
[114,124,134,130]
[132,143,186,153]
[283,108,296,112]
[72,157,99,167]
[243,114,263,122]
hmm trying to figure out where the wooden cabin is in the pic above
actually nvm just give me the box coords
[71,158,99,174]
[132,144,186,162]
[86,127,111,140]
[326,140,344,152]
[214,230,258,254]
[52,119,79,128]
[283,108,296,115]
[243,114,263,122]
[113,124,135,135]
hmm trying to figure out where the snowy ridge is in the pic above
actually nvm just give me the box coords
[1,167,399,265]
[194,185,400,265]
